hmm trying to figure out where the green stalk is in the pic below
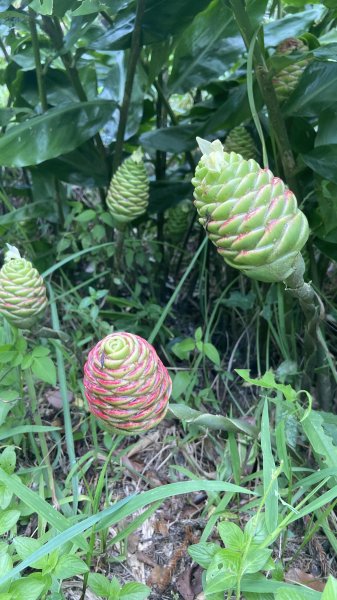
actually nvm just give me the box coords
[112,0,146,173]
[29,8,48,112]
[25,368,57,507]
[48,283,78,514]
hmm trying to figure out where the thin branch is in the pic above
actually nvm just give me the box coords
[29,9,48,111]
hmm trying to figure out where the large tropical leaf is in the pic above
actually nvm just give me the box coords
[0,100,115,167]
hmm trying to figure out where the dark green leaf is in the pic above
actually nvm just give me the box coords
[263,6,325,47]
[0,101,115,167]
[0,201,54,227]
[315,107,337,146]
[285,62,337,117]
[148,181,193,214]
[141,124,201,153]
[169,0,243,93]
[301,145,337,184]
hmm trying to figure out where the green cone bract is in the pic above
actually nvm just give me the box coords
[273,38,309,103]
[164,200,192,242]
[192,138,309,283]
[0,253,48,329]
[106,148,149,224]
[223,126,258,162]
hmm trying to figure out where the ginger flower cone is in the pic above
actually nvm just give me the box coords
[192,138,309,283]
[0,247,48,329]
[83,332,171,434]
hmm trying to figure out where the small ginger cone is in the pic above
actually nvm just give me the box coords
[223,126,258,162]
[272,38,310,103]
[83,332,171,434]
[192,138,309,283]
[106,148,149,225]
[164,200,192,243]
[0,246,48,329]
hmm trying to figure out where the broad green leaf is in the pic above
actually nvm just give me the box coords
[0,553,12,577]
[0,201,54,227]
[32,347,50,358]
[12,538,46,570]
[322,575,337,599]
[0,101,115,167]
[285,62,337,117]
[261,400,278,534]
[0,447,16,475]
[71,0,101,15]
[169,0,243,93]
[32,357,56,386]
[188,542,219,569]
[0,511,20,536]
[171,372,194,400]
[202,342,220,366]
[302,145,337,185]
[263,6,324,47]
[29,0,53,14]
[88,572,112,597]
[140,124,202,153]
[53,555,89,580]
[275,589,314,599]
[243,547,272,574]
[315,107,337,146]
[218,522,244,551]
[301,410,337,474]
[119,582,151,599]
[10,575,45,600]
[206,549,240,593]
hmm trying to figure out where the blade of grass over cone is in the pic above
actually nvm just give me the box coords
[148,237,208,344]
[0,480,255,586]
[0,467,87,550]
[48,283,78,514]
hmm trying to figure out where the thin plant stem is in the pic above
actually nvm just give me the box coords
[112,0,146,173]
[48,283,79,514]
[29,8,48,112]
[25,367,58,507]
[229,0,298,193]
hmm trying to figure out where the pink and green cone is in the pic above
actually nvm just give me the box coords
[192,138,309,283]
[0,246,48,329]
[106,148,149,225]
[83,332,171,434]
[164,200,192,243]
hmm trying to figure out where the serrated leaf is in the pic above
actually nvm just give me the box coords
[243,546,273,574]
[88,573,114,597]
[13,537,46,570]
[32,347,50,358]
[0,510,20,535]
[217,522,244,551]
[0,552,13,577]
[206,549,240,593]
[53,555,89,580]
[32,357,56,386]
[188,542,219,568]
[10,575,45,600]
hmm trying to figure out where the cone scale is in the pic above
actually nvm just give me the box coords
[223,126,258,162]
[106,148,149,225]
[192,138,309,283]
[0,250,48,329]
[83,332,171,434]
[272,38,309,103]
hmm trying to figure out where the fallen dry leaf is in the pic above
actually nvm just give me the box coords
[46,389,73,409]
[285,567,325,592]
